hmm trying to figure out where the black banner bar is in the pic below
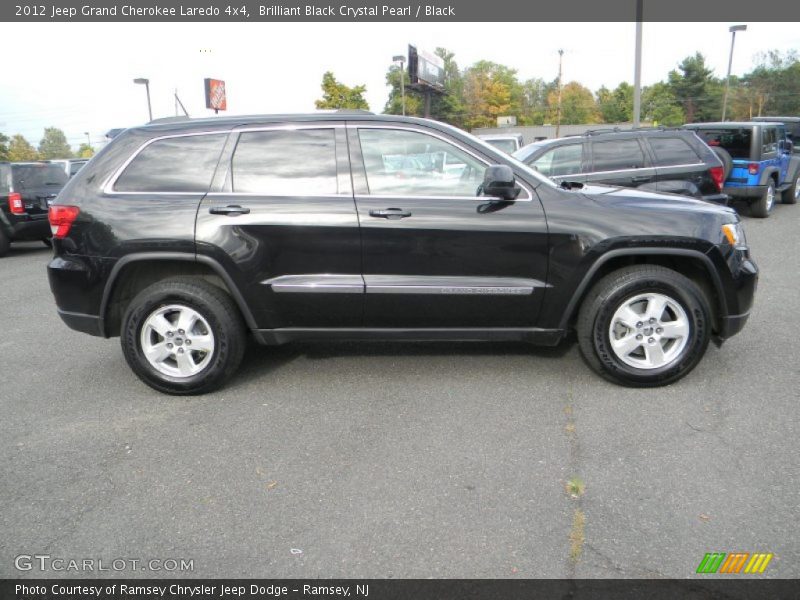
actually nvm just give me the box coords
[3,579,800,600]
[4,0,800,22]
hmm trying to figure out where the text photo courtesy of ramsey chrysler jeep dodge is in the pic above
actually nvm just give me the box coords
[47,113,758,395]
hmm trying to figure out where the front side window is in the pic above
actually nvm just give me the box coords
[358,128,487,197]
[591,139,646,172]
[532,144,583,177]
[114,134,226,193]
[649,137,700,166]
[231,129,338,195]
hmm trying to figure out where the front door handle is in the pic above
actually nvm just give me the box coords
[369,208,412,219]
[631,175,650,183]
[209,205,250,216]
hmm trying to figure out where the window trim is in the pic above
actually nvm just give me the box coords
[103,130,231,195]
[349,124,533,202]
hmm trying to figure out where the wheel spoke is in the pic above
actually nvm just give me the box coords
[176,309,197,334]
[143,342,171,363]
[149,314,174,337]
[614,305,642,329]
[188,334,214,353]
[611,333,642,357]
[175,351,197,376]
[660,318,690,339]
[644,342,666,367]
[646,295,668,321]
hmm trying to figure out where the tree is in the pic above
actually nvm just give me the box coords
[548,82,599,125]
[314,72,369,110]
[384,65,423,117]
[668,53,721,123]
[642,82,685,126]
[462,61,522,129]
[38,127,73,159]
[596,82,633,123]
[518,78,551,125]
[0,133,9,161]
[75,144,95,158]
[8,134,39,161]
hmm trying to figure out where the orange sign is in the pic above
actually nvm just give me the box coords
[204,78,227,111]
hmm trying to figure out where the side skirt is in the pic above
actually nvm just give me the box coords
[253,327,565,346]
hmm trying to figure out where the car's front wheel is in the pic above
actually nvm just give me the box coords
[577,265,711,387]
[121,277,246,395]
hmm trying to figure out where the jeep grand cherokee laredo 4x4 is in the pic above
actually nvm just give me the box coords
[47,114,758,395]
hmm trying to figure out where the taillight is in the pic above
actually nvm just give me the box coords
[8,192,24,214]
[48,205,80,239]
[748,163,759,175]
[709,166,724,192]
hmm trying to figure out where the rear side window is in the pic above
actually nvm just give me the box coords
[11,164,68,190]
[231,129,338,195]
[531,144,583,177]
[692,128,752,159]
[591,139,646,171]
[649,137,700,166]
[114,134,226,193]
[762,128,778,154]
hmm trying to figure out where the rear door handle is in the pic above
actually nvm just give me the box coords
[631,175,651,183]
[369,208,412,219]
[209,205,250,216]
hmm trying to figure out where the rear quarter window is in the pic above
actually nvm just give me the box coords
[692,128,752,160]
[649,137,701,166]
[113,134,227,193]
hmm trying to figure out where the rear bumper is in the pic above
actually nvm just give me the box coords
[8,215,50,240]
[724,185,765,199]
[700,193,730,205]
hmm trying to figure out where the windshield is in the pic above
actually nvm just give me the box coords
[485,138,518,154]
[12,164,69,189]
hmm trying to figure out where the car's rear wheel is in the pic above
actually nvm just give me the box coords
[751,180,775,218]
[0,230,9,257]
[121,277,246,395]
[577,265,711,387]
[781,173,799,205]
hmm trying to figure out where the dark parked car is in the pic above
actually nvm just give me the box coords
[685,121,800,217]
[48,113,757,394]
[512,128,728,204]
[751,116,800,153]
[49,158,91,178]
[0,161,68,256]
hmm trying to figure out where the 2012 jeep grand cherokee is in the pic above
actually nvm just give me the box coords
[47,113,758,394]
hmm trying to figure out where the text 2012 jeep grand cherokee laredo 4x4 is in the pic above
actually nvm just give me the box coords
[47,113,758,395]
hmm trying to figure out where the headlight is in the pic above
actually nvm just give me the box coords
[721,222,747,249]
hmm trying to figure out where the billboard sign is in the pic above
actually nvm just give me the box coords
[204,78,227,111]
[408,45,445,91]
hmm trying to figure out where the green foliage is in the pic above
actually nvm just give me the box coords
[642,82,685,126]
[0,133,9,161]
[75,144,95,158]
[596,82,633,123]
[548,82,599,125]
[38,127,73,159]
[668,53,721,123]
[8,134,39,161]
[314,72,369,110]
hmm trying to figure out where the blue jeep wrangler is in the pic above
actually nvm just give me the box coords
[685,121,800,218]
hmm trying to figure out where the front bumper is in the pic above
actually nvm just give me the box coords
[715,253,758,342]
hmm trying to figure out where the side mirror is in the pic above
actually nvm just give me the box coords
[481,165,521,200]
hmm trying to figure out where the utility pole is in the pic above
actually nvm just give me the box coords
[722,25,747,121]
[84,132,91,147]
[133,78,153,121]
[555,49,564,137]
[633,0,643,127]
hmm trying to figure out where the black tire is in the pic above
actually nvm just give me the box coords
[0,230,9,257]
[121,277,246,395]
[42,237,53,248]
[710,146,733,180]
[577,265,711,387]
[781,173,799,205]
[750,180,776,218]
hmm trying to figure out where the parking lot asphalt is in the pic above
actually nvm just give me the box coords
[1,202,798,580]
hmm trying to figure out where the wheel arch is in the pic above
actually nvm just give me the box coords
[558,248,727,333]
[99,252,257,337]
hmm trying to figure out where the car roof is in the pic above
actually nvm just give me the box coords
[752,116,800,122]
[478,134,523,140]
[685,121,781,128]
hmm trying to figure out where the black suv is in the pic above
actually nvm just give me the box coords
[48,114,757,394]
[1,161,68,256]
[512,128,728,204]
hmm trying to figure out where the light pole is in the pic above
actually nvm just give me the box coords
[722,25,747,121]
[133,77,153,122]
[393,55,406,116]
[555,49,564,137]
[84,132,91,147]
[632,0,643,127]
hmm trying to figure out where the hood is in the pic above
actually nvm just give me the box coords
[579,184,738,218]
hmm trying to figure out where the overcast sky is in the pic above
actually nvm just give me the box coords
[2,21,798,149]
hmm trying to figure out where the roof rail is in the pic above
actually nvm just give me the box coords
[148,116,192,124]
[334,109,374,115]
